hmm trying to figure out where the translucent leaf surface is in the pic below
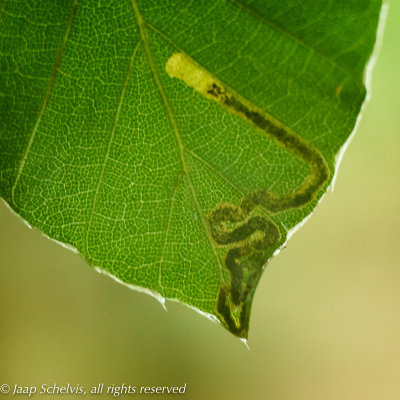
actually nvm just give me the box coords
[0,0,382,338]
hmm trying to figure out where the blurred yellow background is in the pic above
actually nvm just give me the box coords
[1,3,399,399]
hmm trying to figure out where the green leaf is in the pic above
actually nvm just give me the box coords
[0,0,382,338]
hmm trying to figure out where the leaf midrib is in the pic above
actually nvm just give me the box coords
[131,0,225,284]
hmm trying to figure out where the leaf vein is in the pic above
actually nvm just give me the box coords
[85,41,140,258]
[185,149,245,197]
[228,0,355,79]
[11,0,78,205]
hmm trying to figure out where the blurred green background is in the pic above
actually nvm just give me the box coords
[1,3,399,399]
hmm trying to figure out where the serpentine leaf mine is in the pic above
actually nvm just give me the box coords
[166,53,330,337]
